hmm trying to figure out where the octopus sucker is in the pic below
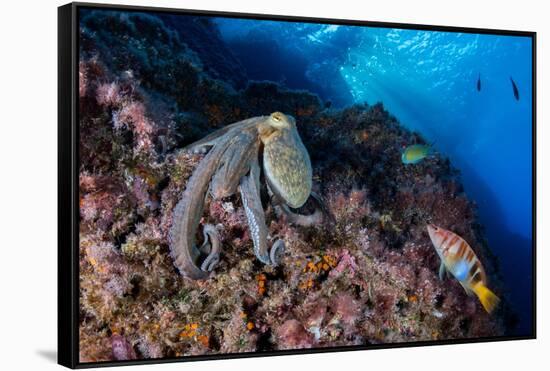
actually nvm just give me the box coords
[239,157,278,265]
[169,112,327,280]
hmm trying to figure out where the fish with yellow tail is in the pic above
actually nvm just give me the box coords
[426,224,500,313]
[401,144,431,165]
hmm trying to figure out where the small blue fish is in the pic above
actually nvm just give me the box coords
[401,144,431,164]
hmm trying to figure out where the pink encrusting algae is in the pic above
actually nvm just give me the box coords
[77,10,514,362]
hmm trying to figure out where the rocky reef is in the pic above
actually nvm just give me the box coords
[78,10,513,363]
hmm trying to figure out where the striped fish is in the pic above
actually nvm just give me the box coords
[427,224,500,313]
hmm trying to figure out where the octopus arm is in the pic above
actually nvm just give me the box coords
[275,191,328,227]
[184,117,264,154]
[239,157,284,265]
[169,134,235,279]
[210,128,260,199]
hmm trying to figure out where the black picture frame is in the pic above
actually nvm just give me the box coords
[58,2,537,368]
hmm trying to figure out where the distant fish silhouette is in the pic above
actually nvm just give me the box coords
[476,73,481,92]
[510,77,520,101]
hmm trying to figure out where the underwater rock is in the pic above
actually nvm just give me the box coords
[243,81,322,118]
[225,28,354,107]
[159,14,248,89]
[79,10,202,107]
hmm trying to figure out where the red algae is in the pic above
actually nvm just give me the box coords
[111,334,137,361]
[276,320,314,350]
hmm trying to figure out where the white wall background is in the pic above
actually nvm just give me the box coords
[0,0,546,369]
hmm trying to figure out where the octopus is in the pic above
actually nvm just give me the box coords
[169,112,326,280]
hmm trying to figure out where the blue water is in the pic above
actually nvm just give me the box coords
[215,18,533,334]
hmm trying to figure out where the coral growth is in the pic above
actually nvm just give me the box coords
[78,10,512,363]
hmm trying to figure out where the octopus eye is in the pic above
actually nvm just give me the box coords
[271,112,282,122]
[269,112,291,129]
